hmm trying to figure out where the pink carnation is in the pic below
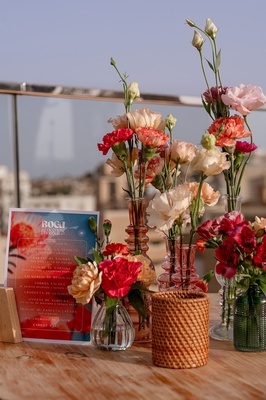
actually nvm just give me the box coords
[221,84,266,115]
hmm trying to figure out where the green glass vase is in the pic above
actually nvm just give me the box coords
[233,285,266,352]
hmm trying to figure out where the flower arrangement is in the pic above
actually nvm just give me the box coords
[197,211,266,295]
[68,218,155,330]
[186,18,266,209]
[97,58,169,200]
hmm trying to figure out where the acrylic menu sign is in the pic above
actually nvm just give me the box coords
[5,208,99,344]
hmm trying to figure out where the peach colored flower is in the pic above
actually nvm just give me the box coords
[106,148,138,177]
[135,127,169,148]
[200,182,220,206]
[221,84,266,116]
[192,147,230,176]
[106,153,125,177]
[169,140,197,164]
[126,108,166,131]
[208,115,251,147]
[108,113,128,129]
[68,261,102,305]
[127,254,156,286]
[135,156,164,185]
[253,216,266,232]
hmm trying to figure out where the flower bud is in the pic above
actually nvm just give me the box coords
[103,219,112,237]
[127,82,140,105]
[192,31,204,51]
[205,18,218,39]
[186,18,195,27]
[88,216,97,235]
[165,114,177,131]
[200,133,216,150]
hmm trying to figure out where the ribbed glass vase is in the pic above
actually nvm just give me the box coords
[234,285,266,352]
[91,302,135,351]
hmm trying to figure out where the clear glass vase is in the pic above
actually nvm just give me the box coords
[124,197,155,343]
[234,285,266,352]
[210,194,242,341]
[209,272,235,341]
[91,302,135,351]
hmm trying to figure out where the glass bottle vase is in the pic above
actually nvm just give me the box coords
[90,302,135,351]
[233,285,266,352]
[210,194,242,341]
[124,197,155,343]
[158,239,200,291]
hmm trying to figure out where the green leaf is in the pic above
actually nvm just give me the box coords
[206,58,215,72]
[127,289,147,318]
[258,280,266,296]
[73,255,88,265]
[105,296,119,316]
[215,49,221,71]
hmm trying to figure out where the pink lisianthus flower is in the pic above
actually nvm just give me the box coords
[208,115,251,147]
[135,127,169,148]
[98,257,141,298]
[97,128,134,155]
[221,84,266,116]
[235,140,257,153]
[203,86,228,103]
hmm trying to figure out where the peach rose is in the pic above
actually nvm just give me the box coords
[126,108,166,131]
[68,261,102,305]
[221,84,266,116]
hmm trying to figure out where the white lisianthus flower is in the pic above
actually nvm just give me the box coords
[192,147,230,176]
[165,114,177,131]
[127,82,140,105]
[192,30,204,51]
[146,185,192,235]
[68,261,102,305]
[126,108,166,131]
[205,18,218,39]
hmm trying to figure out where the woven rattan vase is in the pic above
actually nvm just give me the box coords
[152,290,210,369]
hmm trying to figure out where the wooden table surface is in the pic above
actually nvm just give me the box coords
[0,293,265,400]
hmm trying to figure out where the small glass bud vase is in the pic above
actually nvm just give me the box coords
[91,302,135,351]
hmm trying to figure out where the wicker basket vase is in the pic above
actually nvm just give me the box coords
[152,290,210,369]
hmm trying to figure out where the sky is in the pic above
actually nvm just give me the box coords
[1,0,266,179]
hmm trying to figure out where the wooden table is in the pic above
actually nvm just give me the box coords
[0,293,265,400]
